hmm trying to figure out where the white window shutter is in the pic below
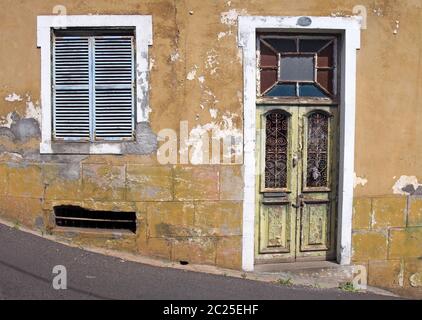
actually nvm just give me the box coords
[53,36,91,140]
[52,33,135,142]
[93,36,135,140]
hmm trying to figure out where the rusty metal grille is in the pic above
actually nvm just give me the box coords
[306,112,329,188]
[265,111,289,189]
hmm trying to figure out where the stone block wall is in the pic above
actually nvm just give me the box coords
[353,196,422,293]
[0,161,243,270]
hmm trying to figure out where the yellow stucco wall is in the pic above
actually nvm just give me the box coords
[1,0,422,292]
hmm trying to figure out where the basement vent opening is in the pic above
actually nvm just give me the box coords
[54,205,136,233]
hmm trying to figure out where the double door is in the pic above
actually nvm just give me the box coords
[255,105,338,263]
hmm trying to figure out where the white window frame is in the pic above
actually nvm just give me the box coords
[37,15,152,154]
[238,16,361,271]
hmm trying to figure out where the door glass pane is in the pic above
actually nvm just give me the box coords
[265,111,289,189]
[317,43,334,67]
[260,69,278,94]
[266,38,297,53]
[299,39,329,52]
[280,55,314,81]
[316,70,333,94]
[299,84,327,97]
[306,112,329,188]
[266,84,296,97]
[260,42,278,67]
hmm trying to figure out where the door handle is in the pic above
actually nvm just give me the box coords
[292,195,304,209]
[292,153,299,168]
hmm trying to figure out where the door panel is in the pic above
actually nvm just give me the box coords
[255,106,298,262]
[300,200,331,252]
[256,105,338,263]
[259,201,291,254]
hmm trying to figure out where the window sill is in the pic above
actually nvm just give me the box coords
[40,141,126,155]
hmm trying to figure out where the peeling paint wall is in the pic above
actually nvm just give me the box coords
[0,0,422,293]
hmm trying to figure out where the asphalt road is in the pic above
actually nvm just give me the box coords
[0,223,394,300]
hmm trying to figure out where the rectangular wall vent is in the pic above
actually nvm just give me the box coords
[54,205,136,233]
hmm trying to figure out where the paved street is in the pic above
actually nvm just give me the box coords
[0,223,395,300]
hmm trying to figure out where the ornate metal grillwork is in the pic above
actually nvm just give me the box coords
[306,112,329,188]
[265,111,289,189]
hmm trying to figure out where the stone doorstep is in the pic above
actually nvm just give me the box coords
[0,217,398,298]
[253,261,400,296]
[253,261,355,289]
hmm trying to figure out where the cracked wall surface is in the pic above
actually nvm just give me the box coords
[0,0,422,293]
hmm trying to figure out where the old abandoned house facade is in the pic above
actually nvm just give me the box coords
[0,0,421,295]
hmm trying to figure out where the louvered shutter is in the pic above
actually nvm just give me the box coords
[93,36,135,140]
[52,32,135,142]
[53,36,91,140]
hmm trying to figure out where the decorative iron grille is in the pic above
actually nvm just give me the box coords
[265,111,289,189]
[306,112,329,188]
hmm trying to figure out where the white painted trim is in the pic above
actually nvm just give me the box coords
[37,15,153,154]
[238,16,361,271]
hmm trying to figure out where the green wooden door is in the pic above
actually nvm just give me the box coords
[255,105,338,263]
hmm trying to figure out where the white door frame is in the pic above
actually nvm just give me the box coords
[238,16,361,271]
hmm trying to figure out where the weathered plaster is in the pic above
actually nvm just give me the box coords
[410,273,422,288]
[0,112,14,129]
[123,122,158,155]
[209,109,218,119]
[10,118,41,142]
[24,95,41,124]
[220,8,247,26]
[4,93,23,102]
[170,50,180,62]
[392,176,422,196]
[205,49,219,75]
[0,112,41,143]
[354,173,368,188]
[180,112,242,165]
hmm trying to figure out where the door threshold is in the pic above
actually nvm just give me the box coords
[254,260,340,273]
[253,260,355,289]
